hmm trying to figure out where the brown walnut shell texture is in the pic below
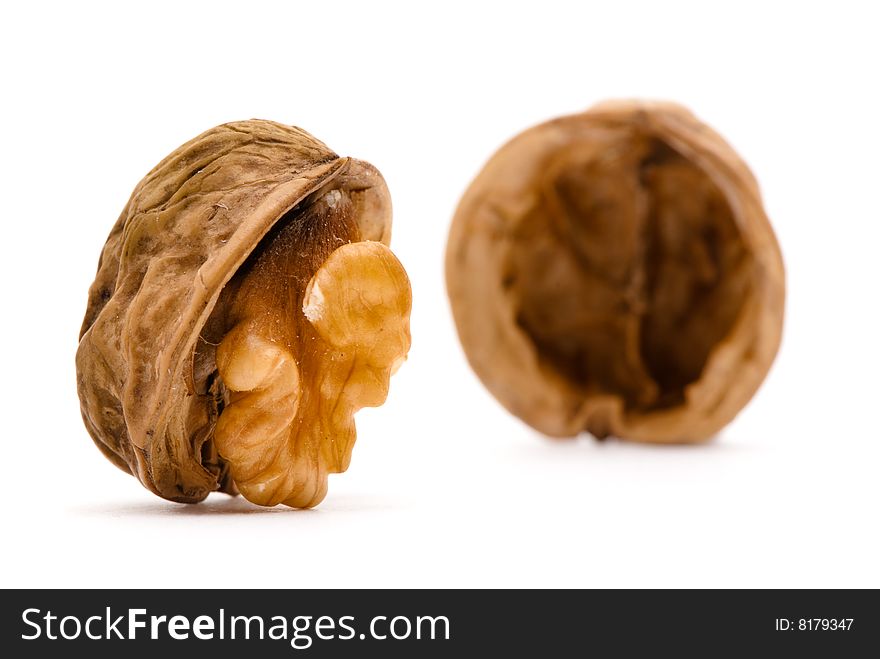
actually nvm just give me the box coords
[446,101,785,443]
[77,120,411,506]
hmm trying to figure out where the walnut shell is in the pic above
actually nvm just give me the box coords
[446,101,784,442]
[77,120,411,506]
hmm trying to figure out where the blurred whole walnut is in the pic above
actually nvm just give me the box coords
[446,101,784,443]
[77,120,412,508]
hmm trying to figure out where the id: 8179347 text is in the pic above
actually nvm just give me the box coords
[775,618,853,631]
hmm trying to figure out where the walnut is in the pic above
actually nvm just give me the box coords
[446,101,784,442]
[76,120,412,507]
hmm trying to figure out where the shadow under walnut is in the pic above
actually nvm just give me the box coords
[446,101,784,443]
[76,120,411,508]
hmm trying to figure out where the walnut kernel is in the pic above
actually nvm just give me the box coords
[76,120,412,507]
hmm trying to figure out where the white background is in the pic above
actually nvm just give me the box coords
[1,1,878,588]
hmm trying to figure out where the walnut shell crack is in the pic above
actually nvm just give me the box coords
[446,101,784,443]
[76,120,411,506]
